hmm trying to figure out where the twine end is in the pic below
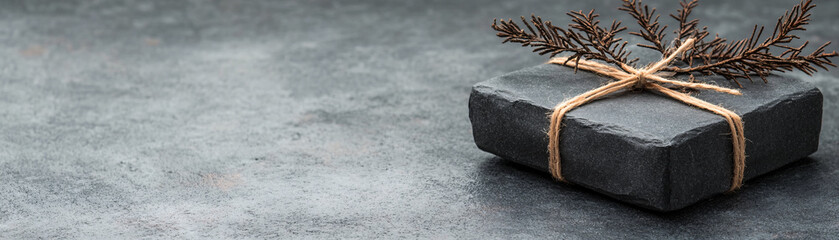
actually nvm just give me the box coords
[725,185,742,193]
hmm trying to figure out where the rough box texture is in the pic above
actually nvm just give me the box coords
[469,64,823,211]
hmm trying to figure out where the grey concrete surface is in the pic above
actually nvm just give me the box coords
[0,0,836,238]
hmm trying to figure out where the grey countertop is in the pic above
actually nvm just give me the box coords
[1,0,837,238]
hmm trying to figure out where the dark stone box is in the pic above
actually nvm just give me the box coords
[469,64,822,211]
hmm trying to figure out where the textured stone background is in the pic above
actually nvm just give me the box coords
[0,0,837,238]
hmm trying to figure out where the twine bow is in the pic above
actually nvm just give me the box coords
[546,38,747,191]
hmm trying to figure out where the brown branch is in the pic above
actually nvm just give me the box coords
[619,0,668,54]
[667,0,837,86]
[491,0,838,87]
[492,12,637,70]
[669,0,712,65]
[671,0,702,41]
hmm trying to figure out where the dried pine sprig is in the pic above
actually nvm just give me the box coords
[492,12,638,71]
[492,0,838,87]
[667,0,836,85]
[669,0,715,64]
[671,0,704,42]
[619,0,668,55]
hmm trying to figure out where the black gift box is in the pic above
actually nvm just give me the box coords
[469,63,822,211]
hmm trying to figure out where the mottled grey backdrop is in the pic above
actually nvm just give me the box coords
[0,0,837,238]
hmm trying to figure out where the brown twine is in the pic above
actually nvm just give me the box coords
[546,38,747,192]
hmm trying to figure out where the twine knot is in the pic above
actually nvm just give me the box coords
[546,38,747,192]
[633,70,650,89]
